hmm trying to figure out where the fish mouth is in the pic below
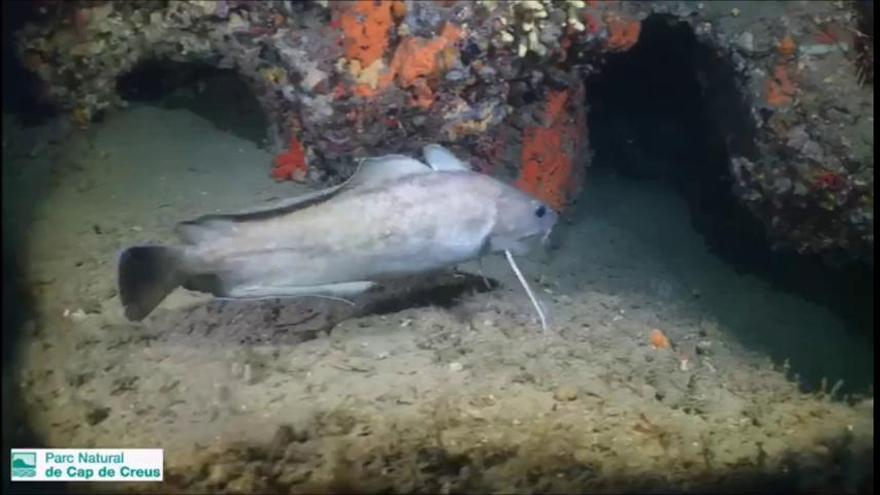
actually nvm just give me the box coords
[508,219,557,252]
[514,226,554,250]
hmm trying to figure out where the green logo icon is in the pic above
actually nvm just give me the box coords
[11,452,37,478]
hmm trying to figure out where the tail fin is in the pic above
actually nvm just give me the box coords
[118,246,186,321]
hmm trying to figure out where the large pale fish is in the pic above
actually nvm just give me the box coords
[118,144,558,322]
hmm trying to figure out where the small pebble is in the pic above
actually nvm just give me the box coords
[448,362,464,372]
[230,362,244,379]
[445,69,466,82]
[243,364,254,384]
[206,463,242,486]
[554,385,578,401]
[695,340,712,355]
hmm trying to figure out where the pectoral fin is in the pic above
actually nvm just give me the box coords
[176,185,346,243]
[489,236,530,255]
[345,154,433,189]
[176,154,431,244]
[422,144,472,172]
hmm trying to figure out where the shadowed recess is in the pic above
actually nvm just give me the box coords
[583,14,873,394]
[116,59,269,147]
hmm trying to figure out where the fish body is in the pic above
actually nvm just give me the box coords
[118,145,557,321]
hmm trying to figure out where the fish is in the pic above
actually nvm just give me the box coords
[118,144,558,323]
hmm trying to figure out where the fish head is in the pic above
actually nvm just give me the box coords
[488,186,558,255]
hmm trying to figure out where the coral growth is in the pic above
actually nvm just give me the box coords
[515,87,586,211]
[766,64,797,107]
[353,22,463,108]
[339,5,462,110]
[583,12,602,35]
[812,170,846,191]
[390,0,407,21]
[765,35,799,107]
[272,135,308,182]
[336,0,394,67]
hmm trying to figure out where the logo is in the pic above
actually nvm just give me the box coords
[11,452,37,478]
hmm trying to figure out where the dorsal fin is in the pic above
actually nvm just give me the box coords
[176,153,432,244]
[422,144,472,172]
[176,185,345,243]
[345,154,433,190]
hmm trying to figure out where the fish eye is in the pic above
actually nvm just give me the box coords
[535,205,546,218]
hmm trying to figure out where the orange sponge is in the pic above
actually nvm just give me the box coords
[515,89,586,211]
[272,135,308,182]
[336,0,394,67]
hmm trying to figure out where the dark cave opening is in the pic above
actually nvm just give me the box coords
[583,14,873,393]
[586,14,763,265]
[115,59,269,147]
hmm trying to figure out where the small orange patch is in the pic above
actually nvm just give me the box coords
[815,30,838,45]
[605,16,641,52]
[778,35,797,57]
[72,107,90,130]
[390,0,407,21]
[583,13,601,34]
[811,170,846,191]
[353,83,377,98]
[271,13,285,28]
[649,329,671,349]
[272,135,308,182]
[765,64,796,107]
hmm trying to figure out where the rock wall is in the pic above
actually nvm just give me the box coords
[14,0,874,263]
